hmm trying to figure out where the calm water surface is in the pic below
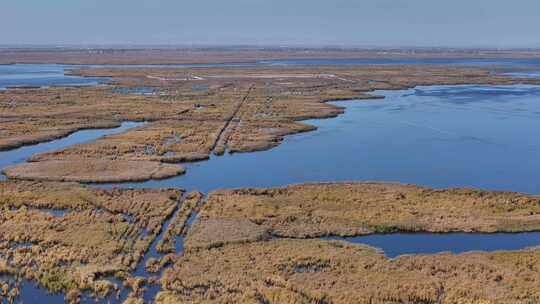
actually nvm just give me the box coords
[113,84,540,195]
[325,233,540,258]
[0,64,109,89]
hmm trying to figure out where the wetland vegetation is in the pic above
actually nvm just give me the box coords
[2,50,540,303]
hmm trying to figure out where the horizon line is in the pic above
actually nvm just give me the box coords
[2,44,540,51]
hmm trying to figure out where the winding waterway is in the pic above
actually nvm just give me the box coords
[0,121,145,181]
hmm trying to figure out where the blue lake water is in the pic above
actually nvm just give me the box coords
[111,84,540,195]
[18,281,65,304]
[325,233,540,258]
[0,64,109,89]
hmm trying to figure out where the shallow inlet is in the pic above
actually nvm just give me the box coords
[0,64,109,89]
[0,121,145,180]
[323,232,540,258]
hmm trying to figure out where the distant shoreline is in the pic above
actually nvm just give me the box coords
[3,47,540,65]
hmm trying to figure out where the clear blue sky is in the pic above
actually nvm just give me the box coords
[2,0,540,47]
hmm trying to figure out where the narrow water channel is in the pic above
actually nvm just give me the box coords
[324,232,540,258]
[2,196,198,304]
[131,202,182,302]
[0,121,145,179]
[87,195,200,304]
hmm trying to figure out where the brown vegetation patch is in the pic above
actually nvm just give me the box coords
[2,160,185,183]
[187,218,271,249]
[28,120,224,164]
[186,182,540,248]
[157,239,540,304]
[0,180,182,300]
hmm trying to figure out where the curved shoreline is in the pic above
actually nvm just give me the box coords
[4,63,540,184]
[184,182,540,249]
[0,121,147,178]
